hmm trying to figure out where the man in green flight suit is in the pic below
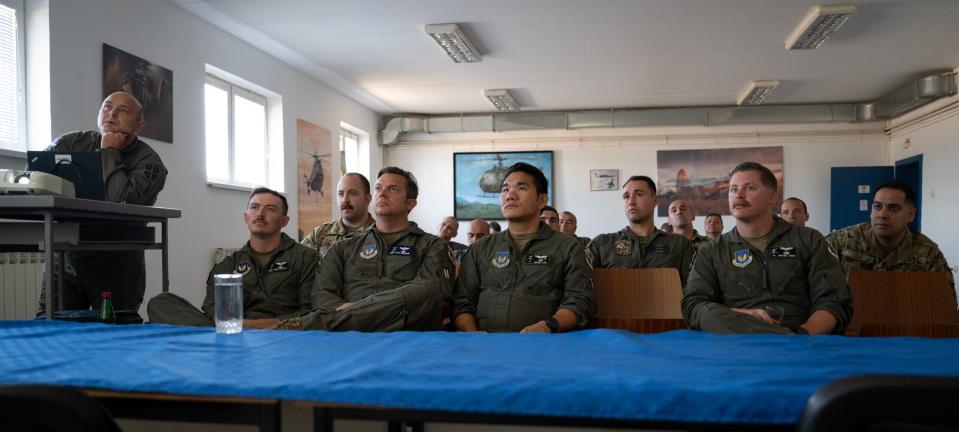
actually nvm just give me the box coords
[453,162,595,333]
[38,91,167,314]
[826,180,953,301]
[682,162,852,335]
[588,176,695,286]
[275,167,453,331]
[668,199,711,249]
[301,172,375,259]
[147,188,320,328]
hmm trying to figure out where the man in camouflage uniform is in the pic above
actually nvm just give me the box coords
[301,173,375,259]
[683,162,851,335]
[589,176,695,286]
[148,188,319,328]
[39,92,167,314]
[275,167,453,331]
[826,181,953,294]
[454,163,595,333]
[668,199,710,249]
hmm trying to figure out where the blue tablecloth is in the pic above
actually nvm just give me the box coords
[2,320,958,425]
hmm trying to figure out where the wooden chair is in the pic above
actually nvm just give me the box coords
[846,271,959,337]
[591,268,686,333]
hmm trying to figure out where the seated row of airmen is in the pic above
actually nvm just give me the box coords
[148,161,953,335]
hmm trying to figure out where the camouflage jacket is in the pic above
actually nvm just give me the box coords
[301,213,376,258]
[826,222,953,282]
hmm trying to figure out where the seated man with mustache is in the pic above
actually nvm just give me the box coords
[301,173,376,260]
[682,162,852,335]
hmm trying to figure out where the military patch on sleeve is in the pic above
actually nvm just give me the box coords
[388,245,414,256]
[769,246,797,258]
[651,244,670,255]
[235,261,251,274]
[144,164,162,181]
[524,254,550,265]
[613,239,633,256]
[267,261,289,272]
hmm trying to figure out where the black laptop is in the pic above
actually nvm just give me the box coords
[26,151,106,200]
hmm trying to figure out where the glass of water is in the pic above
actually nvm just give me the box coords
[214,273,244,334]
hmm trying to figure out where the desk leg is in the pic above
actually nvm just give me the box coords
[259,403,282,432]
[43,213,53,320]
[161,219,169,293]
[314,407,333,432]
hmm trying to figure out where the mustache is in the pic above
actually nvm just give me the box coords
[340,204,354,210]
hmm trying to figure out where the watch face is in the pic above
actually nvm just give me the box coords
[546,317,560,332]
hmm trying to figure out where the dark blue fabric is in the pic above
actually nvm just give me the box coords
[2,320,958,425]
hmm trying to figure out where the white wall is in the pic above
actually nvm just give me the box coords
[888,96,959,271]
[0,0,382,313]
[387,123,888,244]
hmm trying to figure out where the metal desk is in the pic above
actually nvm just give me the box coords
[0,195,180,318]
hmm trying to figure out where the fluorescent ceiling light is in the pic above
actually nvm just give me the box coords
[424,23,482,63]
[737,81,780,105]
[785,4,857,50]
[485,89,519,112]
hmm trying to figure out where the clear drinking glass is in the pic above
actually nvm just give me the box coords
[764,305,786,322]
[214,273,243,334]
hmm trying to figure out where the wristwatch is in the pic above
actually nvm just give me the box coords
[545,317,560,333]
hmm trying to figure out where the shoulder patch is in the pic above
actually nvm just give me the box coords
[235,261,251,274]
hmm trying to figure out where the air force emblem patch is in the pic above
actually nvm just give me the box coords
[359,243,378,260]
[235,261,251,274]
[492,251,510,268]
[732,249,753,268]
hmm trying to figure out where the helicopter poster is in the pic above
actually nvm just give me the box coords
[454,151,554,220]
[297,119,333,239]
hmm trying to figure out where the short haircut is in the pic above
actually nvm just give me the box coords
[783,197,808,213]
[730,161,777,191]
[541,205,558,216]
[343,172,371,195]
[561,211,576,219]
[875,180,917,206]
[377,166,419,199]
[705,213,722,220]
[504,162,549,196]
[488,221,502,232]
[624,175,657,193]
[249,187,288,216]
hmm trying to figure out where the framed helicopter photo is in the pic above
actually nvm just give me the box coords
[296,119,333,239]
[453,151,554,220]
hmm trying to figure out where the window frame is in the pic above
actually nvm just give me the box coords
[0,0,27,155]
[340,128,359,176]
[204,73,270,189]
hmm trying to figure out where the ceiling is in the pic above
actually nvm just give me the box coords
[171,0,959,115]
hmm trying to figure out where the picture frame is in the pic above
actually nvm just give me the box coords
[102,44,174,143]
[454,151,554,220]
[590,169,619,191]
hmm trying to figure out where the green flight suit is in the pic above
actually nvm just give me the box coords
[682,217,852,334]
[453,224,596,332]
[588,227,695,286]
[301,213,376,258]
[277,222,453,331]
[689,231,711,250]
[147,233,320,326]
[39,131,167,313]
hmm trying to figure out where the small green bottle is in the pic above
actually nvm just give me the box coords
[97,291,116,324]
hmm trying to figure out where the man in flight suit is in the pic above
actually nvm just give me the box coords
[453,162,595,333]
[39,91,167,314]
[682,162,851,335]
[275,167,453,331]
[588,176,695,286]
[147,188,319,328]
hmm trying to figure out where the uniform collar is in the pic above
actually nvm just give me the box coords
[726,216,792,246]
[331,213,375,235]
[240,232,297,254]
[618,226,663,242]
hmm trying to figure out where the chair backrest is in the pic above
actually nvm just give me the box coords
[0,384,122,432]
[799,375,959,432]
[591,268,686,332]
[846,271,959,336]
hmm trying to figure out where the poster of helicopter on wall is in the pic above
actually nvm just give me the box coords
[297,119,333,239]
[454,151,554,220]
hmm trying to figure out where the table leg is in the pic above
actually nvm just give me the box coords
[161,219,169,293]
[43,213,53,319]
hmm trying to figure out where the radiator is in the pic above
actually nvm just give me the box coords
[0,252,43,320]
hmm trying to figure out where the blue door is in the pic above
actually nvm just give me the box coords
[895,155,923,232]
[830,166,894,232]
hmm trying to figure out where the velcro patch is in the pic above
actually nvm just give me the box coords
[268,261,289,272]
[524,254,550,265]
[389,245,415,256]
[769,246,797,258]
[651,244,670,255]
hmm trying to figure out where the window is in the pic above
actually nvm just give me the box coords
[0,0,25,152]
[204,73,279,190]
[340,128,358,176]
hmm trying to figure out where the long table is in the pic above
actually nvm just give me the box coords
[2,320,959,431]
[0,196,180,318]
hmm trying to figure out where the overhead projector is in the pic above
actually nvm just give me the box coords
[0,169,76,198]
